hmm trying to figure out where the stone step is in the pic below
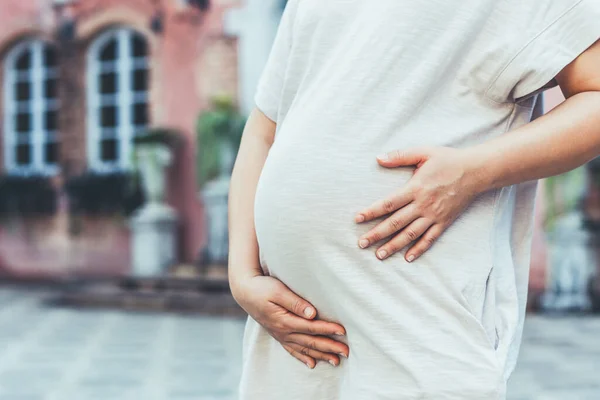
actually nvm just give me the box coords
[43,276,245,317]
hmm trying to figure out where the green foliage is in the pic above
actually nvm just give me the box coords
[0,175,57,220]
[133,127,182,148]
[544,167,585,231]
[196,95,246,187]
[64,172,144,217]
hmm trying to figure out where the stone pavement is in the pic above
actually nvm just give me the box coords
[0,288,598,400]
[508,315,600,400]
[0,289,244,400]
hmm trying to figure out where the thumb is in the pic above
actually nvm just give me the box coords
[377,148,428,168]
[274,287,317,320]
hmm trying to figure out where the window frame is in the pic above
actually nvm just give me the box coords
[3,39,60,176]
[86,27,150,173]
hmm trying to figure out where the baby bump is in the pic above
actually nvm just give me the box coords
[253,136,408,283]
[254,136,498,301]
[253,143,504,395]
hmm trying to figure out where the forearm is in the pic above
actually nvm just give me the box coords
[228,109,275,292]
[469,91,600,191]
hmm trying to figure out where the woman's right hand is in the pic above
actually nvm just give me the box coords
[231,275,350,368]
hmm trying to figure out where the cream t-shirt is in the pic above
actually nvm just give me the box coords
[240,1,600,399]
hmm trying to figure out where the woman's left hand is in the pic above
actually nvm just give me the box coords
[355,146,485,262]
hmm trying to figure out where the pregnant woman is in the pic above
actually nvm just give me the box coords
[229,1,600,398]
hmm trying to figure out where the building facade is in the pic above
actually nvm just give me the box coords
[0,0,241,277]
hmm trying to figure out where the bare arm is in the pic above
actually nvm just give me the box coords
[355,40,600,262]
[228,108,349,368]
[470,40,600,190]
[228,108,275,288]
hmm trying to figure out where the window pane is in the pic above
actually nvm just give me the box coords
[100,39,118,61]
[45,141,58,164]
[100,138,118,161]
[16,144,31,165]
[16,113,31,132]
[16,49,31,71]
[99,72,118,94]
[15,81,31,101]
[131,34,148,58]
[44,46,58,67]
[100,106,118,127]
[132,68,148,92]
[132,103,148,126]
[44,78,58,99]
[45,110,58,131]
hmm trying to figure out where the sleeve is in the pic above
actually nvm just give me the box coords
[254,0,299,123]
[486,0,600,103]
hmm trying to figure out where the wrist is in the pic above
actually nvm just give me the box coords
[228,266,262,299]
[461,146,496,194]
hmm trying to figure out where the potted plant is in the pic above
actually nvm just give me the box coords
[65,172,143,217]
[132,127,182,206]
[196,94,245,188]
[64,171,144,237]
[195,95,246,271]
[0,175,57,232]
[129,127,182,277]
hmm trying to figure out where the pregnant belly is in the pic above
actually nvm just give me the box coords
[254,136,408,276]
[254,135,495,294]
[253,139,504,396]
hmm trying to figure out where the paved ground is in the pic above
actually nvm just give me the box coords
[508,315,600,400]
[0,288,598,400]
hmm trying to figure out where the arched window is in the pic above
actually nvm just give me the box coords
[87,28,149,172]
[3,40,59,175]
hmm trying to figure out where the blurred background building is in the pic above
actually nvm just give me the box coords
[0,0,287,280]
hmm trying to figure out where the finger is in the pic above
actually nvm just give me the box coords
[376,148,429,168]
[286,342,341,366]
[287,333,349,359]
[376,218,433,260]
[283,314,346,337]
[405,224,445,262]
[282,344,316,369]
[358,204,419,249]
[271,285,318,320]
[355,190,414,224]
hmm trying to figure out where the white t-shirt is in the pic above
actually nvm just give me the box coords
[240,1,600,399]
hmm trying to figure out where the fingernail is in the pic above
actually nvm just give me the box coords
[407,254,415,262]
[358,239,369,249]
[377,249,388,260]
[355,214,365,223]
[306,362,313,369]
[339,353,348,358]
[335,331,345,336]
[304,307,315,318]
[329,360,337,366]
[377,153,388,161]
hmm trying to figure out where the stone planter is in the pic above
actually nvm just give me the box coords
[541,212,592,312]
[131,143,179,277]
